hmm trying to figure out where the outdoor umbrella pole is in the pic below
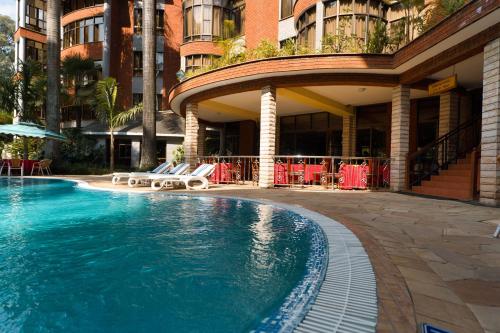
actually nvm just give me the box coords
[23,137,28,160]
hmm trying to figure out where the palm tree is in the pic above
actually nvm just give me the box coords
[45,0,61,159]
[94,77,142,171]
[62,55,98,128]
[140,0,157,169]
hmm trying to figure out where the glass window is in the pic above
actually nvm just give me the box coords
[134,8,164,35]
[297,7,316,49]
[183,0,244,42]
[281,0,293,19]
[185,54,219,74]
[63,16,104,49]
[25,0,47,33]
[63,0,104,15]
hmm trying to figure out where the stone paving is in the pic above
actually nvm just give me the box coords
[64,176,500,333]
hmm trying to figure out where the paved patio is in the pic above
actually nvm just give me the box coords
[66,175,500,333]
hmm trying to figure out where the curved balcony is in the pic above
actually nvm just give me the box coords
[293,0,317,22]
[61,42,103,61]
[180,41,223,57]
[62,5,104,27]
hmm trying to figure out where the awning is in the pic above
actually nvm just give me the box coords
[0,122,67,141]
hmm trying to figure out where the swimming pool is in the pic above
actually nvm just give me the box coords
[0,178,326,332]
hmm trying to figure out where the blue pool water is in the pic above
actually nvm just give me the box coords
[0,178,325,333]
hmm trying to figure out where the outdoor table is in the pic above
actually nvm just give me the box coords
[211,163,234,183]
[338,164,369,190]
[274,164,323,185]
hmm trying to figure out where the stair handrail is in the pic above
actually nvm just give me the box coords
[406,115,481,188]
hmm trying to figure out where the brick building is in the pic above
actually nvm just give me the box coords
[13,0,500,205]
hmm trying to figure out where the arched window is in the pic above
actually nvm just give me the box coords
[297,7,316,49]
[63,16,104,49]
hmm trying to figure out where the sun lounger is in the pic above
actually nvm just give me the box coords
[128,163,189,187]
[111,161,172,185]
[149,164,216,191]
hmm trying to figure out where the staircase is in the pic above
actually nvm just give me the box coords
[407,116,481,201]
[411,153,475,200]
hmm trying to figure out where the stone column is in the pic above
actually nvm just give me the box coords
[390,85,411,192]
[131,140,141,168]
[480,38,500,206]
[259,86,277,188]
[342,111,356,156]
[184,103,199,172]
[439,91,459,160]
[198,123,206,157]
[315,1,325,52]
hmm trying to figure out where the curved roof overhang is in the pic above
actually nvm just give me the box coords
[169,0,500,118]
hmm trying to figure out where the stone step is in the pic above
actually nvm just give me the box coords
[432,174,470,182]
[412,186,472,200]
[421,179,470,190]
[439,168,472,177]
[448,162,472,171]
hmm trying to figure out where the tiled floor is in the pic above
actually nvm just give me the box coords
[63,176,500,333]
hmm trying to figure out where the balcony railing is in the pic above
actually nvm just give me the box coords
[197,155,390,190]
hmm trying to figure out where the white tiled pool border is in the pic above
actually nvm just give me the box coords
[33,178,379,332]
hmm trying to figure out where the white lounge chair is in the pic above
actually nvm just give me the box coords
[149,164,216,191]
[128,163,189,187]
[111,161,171,185]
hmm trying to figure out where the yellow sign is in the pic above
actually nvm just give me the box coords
[428,75,457,96]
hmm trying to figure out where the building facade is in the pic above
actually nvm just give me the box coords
[13,0,500,205]
[14,0,186,166]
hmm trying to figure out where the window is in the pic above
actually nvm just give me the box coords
[25,39,47,63]
[281,0,293,19]
[323,0,387,48]
[183,0,244,42]
[134,8,165,35]
[185,54,219,74]
[63,16,104,49]
[132,51,164,76]
[133,51,143,76]
[132,93,163,110]
[297,7,316,49]
[25,0,47,33]
[63,0,104,15]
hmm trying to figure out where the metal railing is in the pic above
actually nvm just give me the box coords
[197,156,260,185]
[273,156,390,190]
[406,116,481,188]
[198,155,390,190]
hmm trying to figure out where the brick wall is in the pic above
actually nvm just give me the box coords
[245,0,279,49]
[480,38,500,206]
[109,0,134,109]
[164,0,182,110]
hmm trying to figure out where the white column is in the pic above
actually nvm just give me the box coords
[480,38,500,206]
[184,103,199,172]
[259,86,277,188]
[390,85,411,192]
[102,0,112,78]
[131,140,141,168]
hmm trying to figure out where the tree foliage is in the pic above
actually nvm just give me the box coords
[0,15,15,79]
[94,77,143,170]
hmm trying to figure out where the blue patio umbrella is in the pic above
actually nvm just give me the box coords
[0,122,67,141]
[0,122,67,160]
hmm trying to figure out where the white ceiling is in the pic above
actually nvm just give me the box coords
[429,53,484,90]
[198,85,429,122]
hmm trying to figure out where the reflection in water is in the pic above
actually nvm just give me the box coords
[0,179,313,333]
